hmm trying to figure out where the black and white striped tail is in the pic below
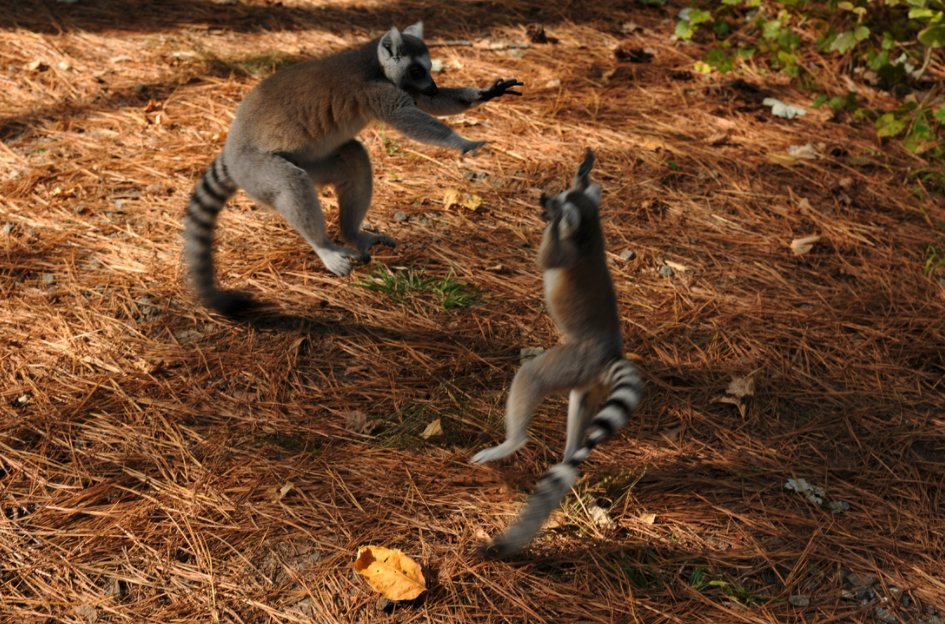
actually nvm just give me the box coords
[184,155,253,316]
[482,358,645,558]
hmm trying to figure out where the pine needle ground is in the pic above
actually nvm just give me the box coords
[1,1,944,622]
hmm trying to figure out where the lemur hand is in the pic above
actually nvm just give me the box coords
[480,78,524,102]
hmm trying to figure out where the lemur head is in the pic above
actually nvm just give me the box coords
[378,22,438,97]
[540,150,603,240]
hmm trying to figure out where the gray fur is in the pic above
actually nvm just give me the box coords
[473,151,646,557]
[184,22,523,315]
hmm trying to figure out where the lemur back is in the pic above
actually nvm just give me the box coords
[471,151,646,558]
[184,22,523,315]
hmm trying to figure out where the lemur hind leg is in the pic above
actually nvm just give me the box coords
[305,139,395,260]
[234,150,359,276]
[471,342,602,465]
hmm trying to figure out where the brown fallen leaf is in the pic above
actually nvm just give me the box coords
[714,394,747,418]
[660,425,684,443]
[267,482,294,502]
[345,410,372,434]
[419,418,444,440]
[726,376,754,398]
[791,235,820,256]
[354,547,426,601]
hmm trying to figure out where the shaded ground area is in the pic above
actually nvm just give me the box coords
[1,0,944,622]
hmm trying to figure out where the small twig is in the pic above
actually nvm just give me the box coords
[913,45,934,82]
[906,82,938,138]
[427,40,474,47]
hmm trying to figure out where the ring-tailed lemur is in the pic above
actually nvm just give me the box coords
[471,151,646,558]
[185,22,523,315]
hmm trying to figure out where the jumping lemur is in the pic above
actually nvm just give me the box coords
[471,151,646,558]
[185,22,523,315]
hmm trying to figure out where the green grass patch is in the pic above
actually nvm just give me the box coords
[354,262,478,311]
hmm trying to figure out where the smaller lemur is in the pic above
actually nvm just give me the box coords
[471,151,646,558]
[185,22,523,315]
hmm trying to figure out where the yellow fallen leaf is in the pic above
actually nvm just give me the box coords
[663,259,689,272]
[354,546,426,601]
[791,235,820,256]
[419,418,443,440]
[443,189,483,211]
[766,153,799,167]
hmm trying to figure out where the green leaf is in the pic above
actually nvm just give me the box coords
[763,19,782,39]
[675,20,694,39]
[918,23,945,46]
[714,20,732,38]
[736,46,757,58]
[830,30,858,52]
[868,50,891,70]
[911,117,934,141]
[875,112,908,137]
[934,106,945,123]
[854,25,871,41]
[689,9,713,25]
[881,31,896,50]
[811,94,829,109]
[909,7,936,18]
[838,1,854,8]
[722,0,740,4]
[706,49,735,72]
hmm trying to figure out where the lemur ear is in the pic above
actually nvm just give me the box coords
[539,193,555,222]
[403,21,424,39]
[558,202,581,238]
[379,27,403,59]
[585,183,602,206]
[571,149,595,192]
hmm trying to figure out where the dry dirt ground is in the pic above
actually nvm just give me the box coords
[2,1,945,622]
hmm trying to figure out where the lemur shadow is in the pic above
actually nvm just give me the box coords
[5,0,577,37]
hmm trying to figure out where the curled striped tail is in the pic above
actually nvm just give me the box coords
[482,358,645,558]
[184,155,254,316]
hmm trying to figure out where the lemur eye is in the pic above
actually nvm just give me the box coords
[410,67,424,78]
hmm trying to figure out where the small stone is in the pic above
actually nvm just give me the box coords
[2,223,13,235]
[659,265,674,278]
[393,211,408,222]
[42,274,55,283]
[789,595,810,607]
[620,249,636,261]
[874,608,898,624]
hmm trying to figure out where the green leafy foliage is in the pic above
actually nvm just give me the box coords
[675,0,944,157]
